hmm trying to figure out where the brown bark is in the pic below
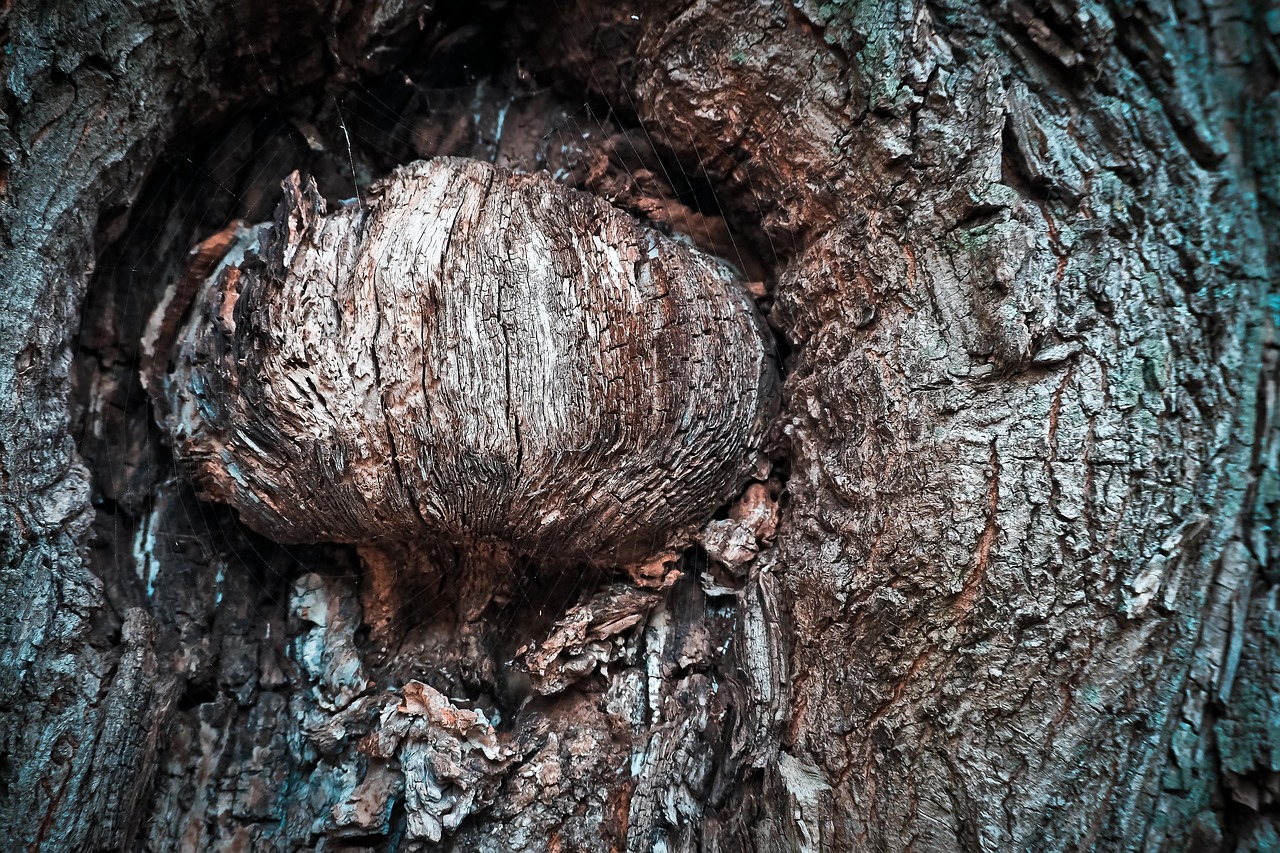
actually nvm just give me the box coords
[153,157,776,563]
[0,0,1277,851]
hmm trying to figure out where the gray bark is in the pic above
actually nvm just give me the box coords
[0,0,1277,851]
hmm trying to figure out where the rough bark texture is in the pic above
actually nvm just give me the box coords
[0,0,1277,852]
[154,156,776,564]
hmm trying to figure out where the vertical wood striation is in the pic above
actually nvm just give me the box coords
[156,157,778,566]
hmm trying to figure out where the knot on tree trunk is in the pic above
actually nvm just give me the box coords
[148,157,778,565]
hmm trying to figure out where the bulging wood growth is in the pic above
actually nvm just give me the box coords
[148,157,778,565]
[4,0,1278,848]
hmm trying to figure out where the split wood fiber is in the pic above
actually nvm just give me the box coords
[151,157,778,564]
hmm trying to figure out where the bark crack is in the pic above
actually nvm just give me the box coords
[956,440,1000,618]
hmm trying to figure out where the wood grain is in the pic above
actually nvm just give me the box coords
[157,157,778,565]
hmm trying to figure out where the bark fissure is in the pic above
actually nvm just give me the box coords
[1,0,1277,849]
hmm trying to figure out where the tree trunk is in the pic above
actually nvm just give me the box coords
[1,0,1277,850]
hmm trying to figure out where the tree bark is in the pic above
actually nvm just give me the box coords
[0,0,1276,851]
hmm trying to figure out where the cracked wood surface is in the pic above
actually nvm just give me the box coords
[0,0,1277,851]
[156,157,777,565]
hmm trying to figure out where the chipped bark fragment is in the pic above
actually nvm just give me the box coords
[154,157,778,566]
[623,550,683,589]
[516,584,663,695]
[358,680,514,843]
[729,482,780,542]
[700,518,758,573]
[699,482,778,575]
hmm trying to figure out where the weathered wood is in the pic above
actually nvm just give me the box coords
[155,158,777,565]
[0,0,1277,850]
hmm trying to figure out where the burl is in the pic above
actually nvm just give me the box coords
[145,158,778,567]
